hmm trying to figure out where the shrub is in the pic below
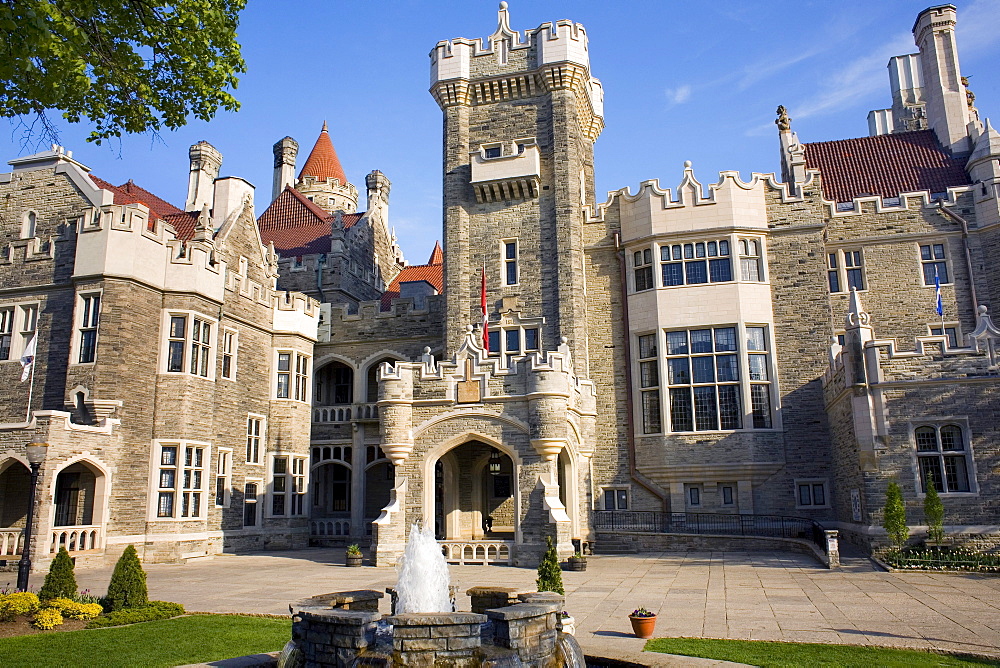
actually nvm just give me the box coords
[882,481,909,550]
[536,536,564,595]
[85,601,185,629]
[43,597,102,620]
[32,607,64,630]
[105,545,148,611]
[38,547,77,601]
[923,476,945,543]
[346,543,362,556]
[0,591,40,620]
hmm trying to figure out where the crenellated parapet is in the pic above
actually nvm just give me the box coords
[377,327,597,465]
[316,296,445,344]
[587,165,807,235]
[70,202,225,301]
[430,4,603,141]
[272,290,321,340]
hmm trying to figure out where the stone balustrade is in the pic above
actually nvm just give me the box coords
[312,403,379,423]
[440,540,513,565]
[0,528,24,556]
[51,525,101,553]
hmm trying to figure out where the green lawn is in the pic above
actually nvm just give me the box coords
[645,637,1000,667]
[0,614,292,668]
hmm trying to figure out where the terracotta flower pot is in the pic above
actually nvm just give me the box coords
[629,614,657,639]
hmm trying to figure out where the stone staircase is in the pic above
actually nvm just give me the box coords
[592,534,638,554]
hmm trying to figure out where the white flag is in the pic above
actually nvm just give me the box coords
[20,334,36,382]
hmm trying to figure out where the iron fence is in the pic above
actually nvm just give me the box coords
[593,510,830,555]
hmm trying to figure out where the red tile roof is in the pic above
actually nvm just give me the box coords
[257,186,363,256]
[89,175,192,237]
[381,245,444,310]
[803,130,969,203]
[298,121,349,185]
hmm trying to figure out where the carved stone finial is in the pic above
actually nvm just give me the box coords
[775,105,791,131]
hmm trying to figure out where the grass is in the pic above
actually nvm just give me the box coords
[645,637,1000,667]
[0,614,292,668]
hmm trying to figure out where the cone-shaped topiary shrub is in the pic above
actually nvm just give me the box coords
[536,536,564,595]
[923,476,945,543]
[39,547,77,601]
[883,481,909,550]
[105,545,148,611]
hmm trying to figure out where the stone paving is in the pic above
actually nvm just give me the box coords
[47,548,1000,662]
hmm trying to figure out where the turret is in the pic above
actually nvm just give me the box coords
[185,141,222,212]
[295,122,359,213]
[913,5,976,154]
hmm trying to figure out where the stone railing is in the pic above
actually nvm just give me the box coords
[310,519,351,538]
[0,528,24,556]
[50,525,101,554]
[439,540,513,565]
[312,403,379,424]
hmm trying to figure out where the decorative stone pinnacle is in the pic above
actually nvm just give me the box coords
[683,160,692,170]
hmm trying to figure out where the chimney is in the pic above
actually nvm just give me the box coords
[272,136,298,201]
[186,141,223,212]
[212,176,255,230]
[365,170,391,220]
[913,5,973,154]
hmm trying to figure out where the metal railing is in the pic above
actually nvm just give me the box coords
[593,511,831,555]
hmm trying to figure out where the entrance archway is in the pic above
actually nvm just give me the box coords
[50,459,106,553]
[431,440,515,541]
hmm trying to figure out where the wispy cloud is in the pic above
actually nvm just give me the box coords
[666,85,692,106]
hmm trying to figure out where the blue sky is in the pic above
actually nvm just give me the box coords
[3,1,998,264]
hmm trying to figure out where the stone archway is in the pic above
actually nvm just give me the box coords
[0,459,31,557]
[430,440,517,542]
[49,459,107,554]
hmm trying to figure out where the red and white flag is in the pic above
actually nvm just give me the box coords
[481,262,489,352]
[20,333,36,382]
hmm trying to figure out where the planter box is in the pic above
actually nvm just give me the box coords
[566,557,587,571]
[346,554,363,567]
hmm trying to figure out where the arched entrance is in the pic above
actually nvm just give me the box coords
[432,441,515,541]
[50,460,105,554]
[310,446,352,538]
[0,460,30,556]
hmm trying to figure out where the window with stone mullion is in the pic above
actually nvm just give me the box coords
[665,327,741,432]
[0,307,12,361]
[637,333,661,434]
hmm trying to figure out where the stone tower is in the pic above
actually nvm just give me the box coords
[430,2,604,362]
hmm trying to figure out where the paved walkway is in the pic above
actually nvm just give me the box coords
[52,548,1000,662]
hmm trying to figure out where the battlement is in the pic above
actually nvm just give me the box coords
[587,164,804,237]
[272,290,321,340]
[823,184,974,218]
[430,4,591,84]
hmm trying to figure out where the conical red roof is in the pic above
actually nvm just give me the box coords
[298,121,349,185]
[427,241,443,265]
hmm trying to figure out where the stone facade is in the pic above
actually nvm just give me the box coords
[3,5,999,572]
[0,145,317,570]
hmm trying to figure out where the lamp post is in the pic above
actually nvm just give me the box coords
[17,442,48,591]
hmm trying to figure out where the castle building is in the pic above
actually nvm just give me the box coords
[1,4,999,572]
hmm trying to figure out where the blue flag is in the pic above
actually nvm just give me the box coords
[935,266,943,317]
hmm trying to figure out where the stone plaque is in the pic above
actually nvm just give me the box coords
[456,379,481,403]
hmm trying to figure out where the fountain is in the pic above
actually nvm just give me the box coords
[281,525,587,667]
[395,523,451,613]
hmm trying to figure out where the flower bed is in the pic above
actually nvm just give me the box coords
[880,547,1000,573]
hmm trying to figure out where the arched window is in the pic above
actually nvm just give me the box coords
[21,211,37,239]
[915,424,972,493]
[366,357,397,403]
[314,361,353,405]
